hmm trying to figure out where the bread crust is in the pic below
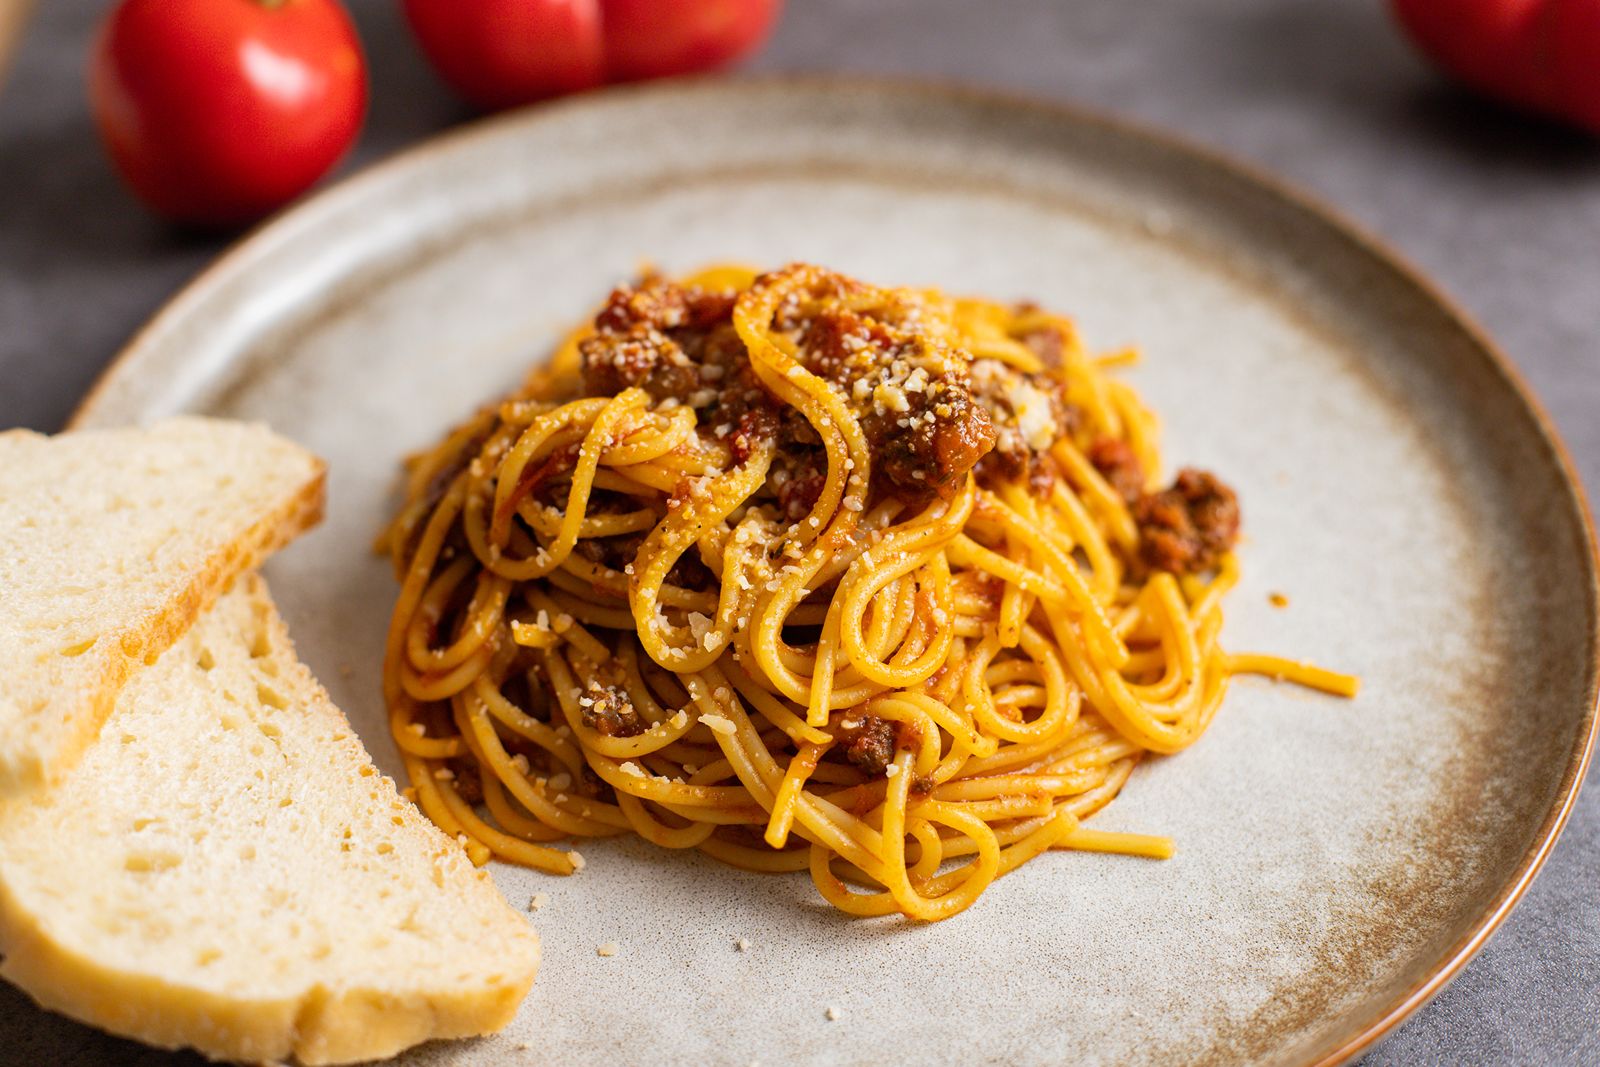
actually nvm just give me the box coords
[0,467,325,796]
[0,420,326,796]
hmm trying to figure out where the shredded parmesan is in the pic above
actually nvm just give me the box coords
[688,607,713,643]
[873,381,911,413]
[700,713,737,736]
[1008,380,1056,450]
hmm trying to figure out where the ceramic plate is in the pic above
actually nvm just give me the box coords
[43,79,1599,1066]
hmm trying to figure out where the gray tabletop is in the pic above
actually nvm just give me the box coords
[3,1,1598,1064]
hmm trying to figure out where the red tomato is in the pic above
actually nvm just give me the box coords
[1551,0,1600,133]
[1391,0,1600,135]
[90,0,367,228]
[403,0,781,111]
[402,0,604,111]
[600,0,782,82]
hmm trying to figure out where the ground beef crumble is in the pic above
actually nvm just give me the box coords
[834,715,898,777]
[447,759,485,805]
[580,678,644,738]
[788,299,998,499]
[967,356,1077,495]
[1133,468,1240,575]
[1087,436,1145,503]
[580,275,775,432]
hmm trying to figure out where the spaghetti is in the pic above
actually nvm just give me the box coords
[381,263,1356,921]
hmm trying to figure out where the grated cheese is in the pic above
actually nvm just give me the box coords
[700,713,737,736]
[1008,380,1056,450]
[873,381,911,414]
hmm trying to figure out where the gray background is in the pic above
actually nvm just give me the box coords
[2,1,1597,1064]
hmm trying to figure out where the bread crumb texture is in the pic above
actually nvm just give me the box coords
[0,578,538,1065]
[0,418,324,796]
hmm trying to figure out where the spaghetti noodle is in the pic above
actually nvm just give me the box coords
[381,263,1356,920]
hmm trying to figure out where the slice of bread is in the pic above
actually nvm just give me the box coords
[0,417,325,796]
[0,575,540,1065]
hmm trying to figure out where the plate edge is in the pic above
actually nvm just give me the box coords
[63,73,1600,1067]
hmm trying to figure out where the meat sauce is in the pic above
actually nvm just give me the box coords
[579,678,644,738]
[1133,468,1240,576]
[794,305,998,498]
[575,268,1240,583]
[833,714,898,777]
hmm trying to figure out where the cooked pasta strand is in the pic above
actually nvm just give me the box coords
[382,264,1356,921]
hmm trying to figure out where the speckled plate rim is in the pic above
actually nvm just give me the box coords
[66,74,1600,1067]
